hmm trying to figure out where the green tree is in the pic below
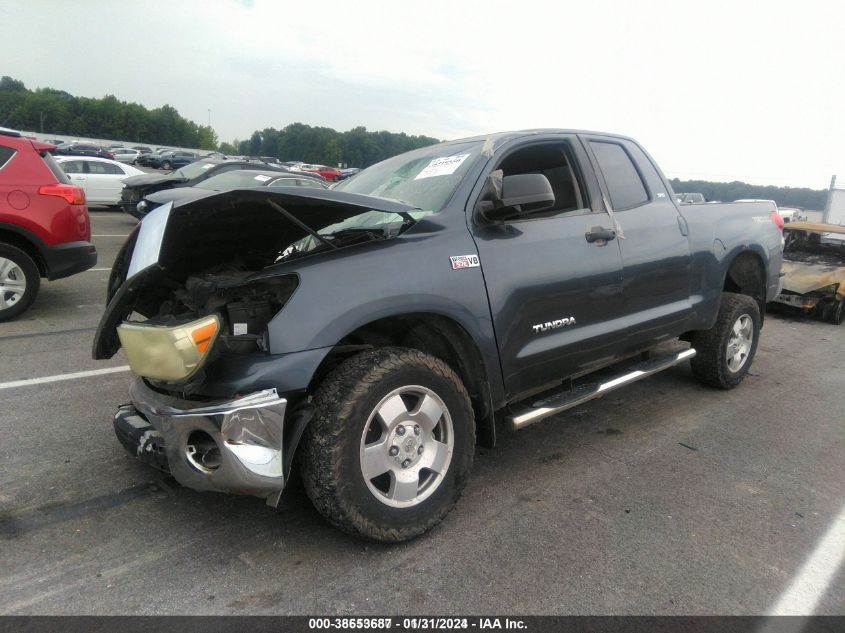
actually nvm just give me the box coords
[669,179,826,210]
[0,76,217,148]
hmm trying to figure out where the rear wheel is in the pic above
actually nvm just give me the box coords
[161,161,172,170]
[0,243,40,322]
[690,292,761,389]
[300,347,475,542]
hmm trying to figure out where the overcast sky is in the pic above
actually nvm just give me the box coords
[2,0,844,188]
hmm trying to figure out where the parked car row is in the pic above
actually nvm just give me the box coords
[53,142,115,160]
[120,158,321,218]
[136,168,327,216]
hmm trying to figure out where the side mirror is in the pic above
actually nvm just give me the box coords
[475,172,555,222]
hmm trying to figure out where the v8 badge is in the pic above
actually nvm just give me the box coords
[450,254,480,270]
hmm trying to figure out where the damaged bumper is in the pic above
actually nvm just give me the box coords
[114,377,287,505]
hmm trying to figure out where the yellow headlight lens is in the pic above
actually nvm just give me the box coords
[117,314,221,381]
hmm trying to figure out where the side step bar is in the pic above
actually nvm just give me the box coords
[506,348,697,431]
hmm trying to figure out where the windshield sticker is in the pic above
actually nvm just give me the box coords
[415,154,470,180]
[254,174,271,182]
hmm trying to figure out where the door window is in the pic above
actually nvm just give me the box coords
[86,161,124,175]
[493,141,588,220]
[62,160,85,174]
[589,141,648,210]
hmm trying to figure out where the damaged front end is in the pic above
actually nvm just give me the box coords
[773,222,845,324]
[114,379,288,504]
[94,188,417,503]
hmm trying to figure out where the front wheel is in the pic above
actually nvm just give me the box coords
[821,297,845,325]
[300,347,475,542]
[0,244,40,322]
[690,292,761,389]
[161,161,172,170]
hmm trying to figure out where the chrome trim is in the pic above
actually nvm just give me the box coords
[123,378,287,503]
[506,348,697,430]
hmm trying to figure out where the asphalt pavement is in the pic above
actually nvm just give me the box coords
[1,210,843,615]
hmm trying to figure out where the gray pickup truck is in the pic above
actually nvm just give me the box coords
[93,129,784,542]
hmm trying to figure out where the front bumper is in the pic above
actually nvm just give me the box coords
[115,377,288,504]
[773,292,820,311]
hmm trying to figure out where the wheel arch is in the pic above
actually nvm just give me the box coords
[0,225,48,276]
[721,249,767,323]
[307,312,498,448]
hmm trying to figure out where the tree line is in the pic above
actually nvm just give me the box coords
[219,123,440,168]
[669,178,827,210]
[0,76,218,149]
[2,76,829,200]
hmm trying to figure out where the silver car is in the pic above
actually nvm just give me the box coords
[112,148,141,164]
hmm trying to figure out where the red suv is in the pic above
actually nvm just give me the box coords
[0,128,97,321]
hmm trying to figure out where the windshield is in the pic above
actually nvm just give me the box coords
[174,161,218,180]
[333,140,483,212]
[278,209,419,262]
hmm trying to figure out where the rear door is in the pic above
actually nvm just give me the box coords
[470,135,626,400]
[583,136,693,351]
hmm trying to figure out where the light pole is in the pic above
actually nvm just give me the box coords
[207,109,211,127]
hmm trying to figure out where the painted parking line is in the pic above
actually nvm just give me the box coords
[0,366,130,390]
[86,268,113,272]
[91,234,129,238]
[768,501,845,615]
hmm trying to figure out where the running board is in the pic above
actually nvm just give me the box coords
[506,348,697,431]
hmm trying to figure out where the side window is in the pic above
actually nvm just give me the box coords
[495,141,587,219]
[62,160,85,174]
[589,141,648,210]
[0,145,17,170]
[87,161,122,175]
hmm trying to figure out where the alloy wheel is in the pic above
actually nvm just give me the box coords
[0,257,27,309]
[726,314,754,372]
[359,385,454,508]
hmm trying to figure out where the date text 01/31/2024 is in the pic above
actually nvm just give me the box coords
[308,617,527,630]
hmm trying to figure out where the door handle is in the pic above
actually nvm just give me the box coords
[585,226,616,244]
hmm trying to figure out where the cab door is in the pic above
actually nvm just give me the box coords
[469,135,626,400]
[583,136,693,351]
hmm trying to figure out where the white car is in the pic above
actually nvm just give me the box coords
[112,148,142,164]
[55,156,145,206]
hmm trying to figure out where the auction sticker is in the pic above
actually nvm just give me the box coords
[415,154,470,180]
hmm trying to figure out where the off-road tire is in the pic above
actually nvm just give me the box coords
[299,347,475,542]
[690,292,761,389]
[0,243,40,322]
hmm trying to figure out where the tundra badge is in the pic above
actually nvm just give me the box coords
[532,317,576,333]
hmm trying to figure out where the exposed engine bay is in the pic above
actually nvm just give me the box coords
[93,188,420,366]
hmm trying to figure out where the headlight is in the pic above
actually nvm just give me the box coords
[117,314,220,381]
